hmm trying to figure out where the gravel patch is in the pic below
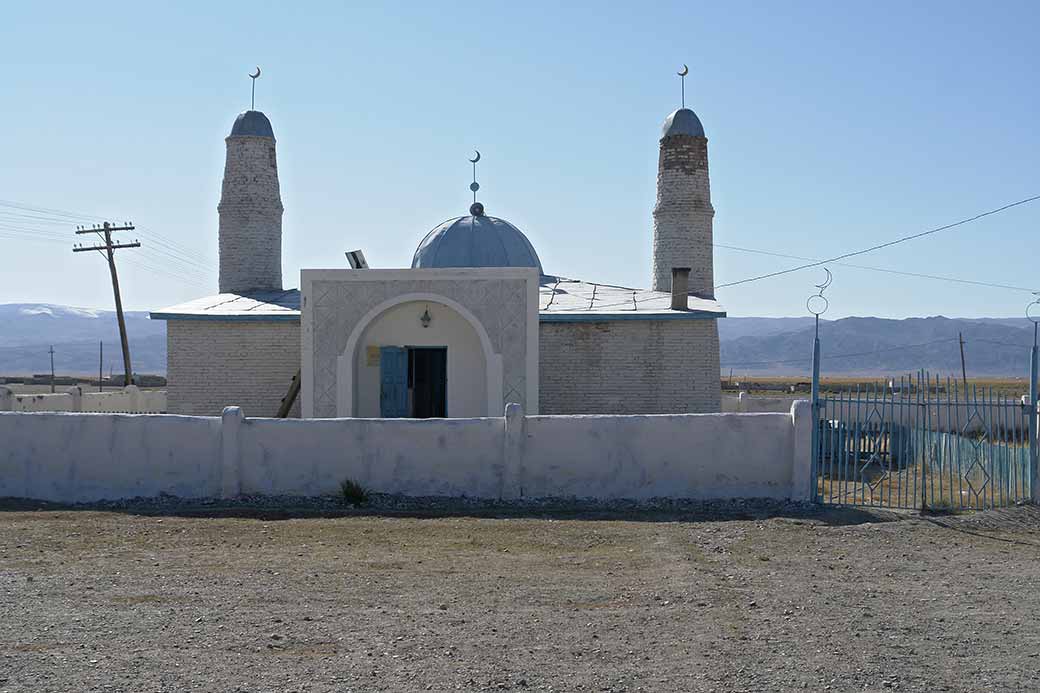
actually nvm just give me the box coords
[1,498,1038,692]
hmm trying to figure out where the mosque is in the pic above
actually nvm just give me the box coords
[151,83,726,418]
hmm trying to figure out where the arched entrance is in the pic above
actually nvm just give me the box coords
[336,294,503,417]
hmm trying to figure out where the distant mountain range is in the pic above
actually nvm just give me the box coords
[0,304,166,376]
[0,304,1035,378]
[720,316,1036,377]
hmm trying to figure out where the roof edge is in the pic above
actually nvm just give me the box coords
[540,310,725,323]
[149,312,300,323]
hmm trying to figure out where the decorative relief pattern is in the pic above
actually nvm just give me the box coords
[310,277,529,418]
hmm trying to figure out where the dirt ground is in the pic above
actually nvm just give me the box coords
[2,502,1039,692]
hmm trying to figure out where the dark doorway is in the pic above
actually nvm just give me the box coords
[408,347,447,418]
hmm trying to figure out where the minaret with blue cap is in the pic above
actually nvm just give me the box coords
[651,66,714,298]
[218,68,284,293]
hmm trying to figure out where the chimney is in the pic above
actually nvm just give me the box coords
[670,267,690,310]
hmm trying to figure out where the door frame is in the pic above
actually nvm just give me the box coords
[406,345,448,418]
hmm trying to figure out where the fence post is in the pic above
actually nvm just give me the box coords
[221,406,244,498]
[67,386,83,412]
[1030,341,1038,504]
[791,400,814,501]
[502,402,525,500]
[125,385,140,414]
[809,331,821,502]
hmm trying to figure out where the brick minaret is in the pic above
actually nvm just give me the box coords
[651,108,714,298]
[218,110,283,293]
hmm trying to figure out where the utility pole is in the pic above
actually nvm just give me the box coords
[74,222,140,386]
[49,345,55,393]
[958,332,968,391]
[98,341,104,392]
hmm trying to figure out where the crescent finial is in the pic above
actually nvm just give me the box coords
[249,66,261,79]
[678,64,689,77]
[815,268,833,293]
[469,150,481,164]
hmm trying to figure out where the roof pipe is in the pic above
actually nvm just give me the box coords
[671,267,690,311]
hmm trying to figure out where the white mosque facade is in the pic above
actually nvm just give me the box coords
[152,104,725,418]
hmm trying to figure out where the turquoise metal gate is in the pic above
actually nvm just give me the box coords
[806,273,1038,510]
[812,374,1035,509]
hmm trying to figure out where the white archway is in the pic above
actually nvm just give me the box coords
[336,293,503,417]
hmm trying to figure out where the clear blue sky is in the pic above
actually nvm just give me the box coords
[2,1,1037,318]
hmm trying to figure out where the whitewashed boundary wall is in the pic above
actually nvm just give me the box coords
[722,392,797,414]
[0,386,166,414]
[0,403,813,503]
[0,413,219,502]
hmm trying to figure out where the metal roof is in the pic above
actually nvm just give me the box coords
[230,110,275,138]
[150,289,299,322]
[661,108,705,138]
[538,275,724,321]
[412,214,542,273]
[150,277,724,323]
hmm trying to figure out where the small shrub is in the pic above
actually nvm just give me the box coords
[339,478,369,506]
[924,497,955,515]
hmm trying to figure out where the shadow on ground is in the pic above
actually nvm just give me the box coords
[0,494,905,526]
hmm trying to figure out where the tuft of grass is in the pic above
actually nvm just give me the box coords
[339,478,370,506]
[923,497,958,515]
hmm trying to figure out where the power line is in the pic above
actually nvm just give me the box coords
[714,194,1040,290]
[0,200,216,272]
[0,218,215,279]
[714,243,1039,293]
[965,337,1031,347]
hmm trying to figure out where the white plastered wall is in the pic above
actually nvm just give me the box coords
[301,268,539,419]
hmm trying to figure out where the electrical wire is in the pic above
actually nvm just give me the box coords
[0,200,216,272]
[714,194,1040,290]
[714,243,1039,293]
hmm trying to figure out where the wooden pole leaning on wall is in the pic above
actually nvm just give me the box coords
[276,369,302,418]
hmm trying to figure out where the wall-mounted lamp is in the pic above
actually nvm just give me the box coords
[420,305,432,328]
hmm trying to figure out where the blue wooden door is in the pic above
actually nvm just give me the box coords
[379,347,409,417]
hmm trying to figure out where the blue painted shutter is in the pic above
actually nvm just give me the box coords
[379,347,409,417]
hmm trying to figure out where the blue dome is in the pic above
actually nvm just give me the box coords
[412,210,542,272]
[661,108,705,138]
[230,110,274,138]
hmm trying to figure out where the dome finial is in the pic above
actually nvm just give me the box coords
[677,64,689,109]
[249,66,261,110]
[468,149,482,210]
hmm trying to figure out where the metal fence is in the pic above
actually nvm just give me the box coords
[812,374,1035,510]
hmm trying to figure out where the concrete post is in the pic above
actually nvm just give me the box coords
[0,386,12,412]
[502,402,525,500]
[67,386,83,412]
[790,399,813,502]
[221,406,244,498]
[124,385,140,414]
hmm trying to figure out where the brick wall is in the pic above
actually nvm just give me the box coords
[218,135,284,293]
[652,134,714,297]
[539,319,721,414]
[166,320,300,417]
[168,317,718,417]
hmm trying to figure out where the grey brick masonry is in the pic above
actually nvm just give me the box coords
[652,134,714,297]
[218,135,283,293]
[539,319,720,414]
[166,321,300,417]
